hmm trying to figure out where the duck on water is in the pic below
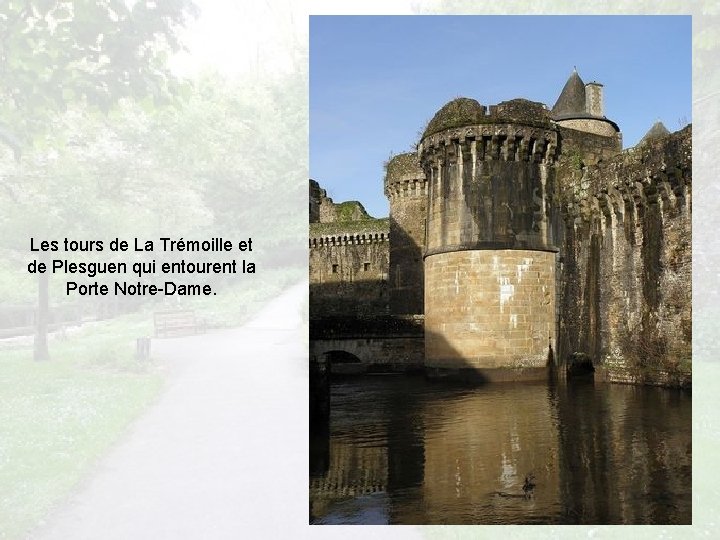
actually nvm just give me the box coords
[494,473,536,499]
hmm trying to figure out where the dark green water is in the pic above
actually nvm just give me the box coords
[309,376,691,525]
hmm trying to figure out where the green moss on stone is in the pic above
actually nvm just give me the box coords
[421,97,553,139]
[335,201,370,222]
[310,217,389,237]
[422,97,486,138]
[494,99,552,124]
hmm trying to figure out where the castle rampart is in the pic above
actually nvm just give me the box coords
[310,69,691,387]
[309,192,390,318]
[556,125,691,386]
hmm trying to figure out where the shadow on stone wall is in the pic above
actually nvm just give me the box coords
[309,280,389,318]
[388,215,424,316]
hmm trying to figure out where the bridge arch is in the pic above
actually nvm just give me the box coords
[323,349,362,365]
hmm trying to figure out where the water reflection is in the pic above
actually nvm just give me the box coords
[309,376,691,525]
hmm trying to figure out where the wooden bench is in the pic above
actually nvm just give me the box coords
[154,310,205,338]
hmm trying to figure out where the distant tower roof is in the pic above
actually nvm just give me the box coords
[639,120,670,145]
[552,69,587,117]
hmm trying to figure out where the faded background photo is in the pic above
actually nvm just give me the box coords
[0,1,717,539]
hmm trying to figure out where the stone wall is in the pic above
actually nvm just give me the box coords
[558,126,622,166]
[309,179,321,223]
[310,336,424,372]
[310,178,374,225]
[309,179,391,318]
[424,249,555,374]
[595,363,691,388]
[557,118,618,139]
[310,315,425,373]
[309,225,390,317]
[556,125,691,384]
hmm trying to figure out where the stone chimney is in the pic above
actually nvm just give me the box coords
[585,82,604,117]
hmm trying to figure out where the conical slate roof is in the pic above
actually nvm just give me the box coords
[638,121,670,146]
[552,69,586,117]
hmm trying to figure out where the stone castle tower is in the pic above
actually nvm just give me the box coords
[418,98,563,379]
[311,69,691,386]
[384,154,427,316]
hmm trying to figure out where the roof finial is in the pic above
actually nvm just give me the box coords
[573,65,577,72]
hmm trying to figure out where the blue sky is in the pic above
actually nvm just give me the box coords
[310,15,691,218]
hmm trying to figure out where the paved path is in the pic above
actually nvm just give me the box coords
[34,283,313,539]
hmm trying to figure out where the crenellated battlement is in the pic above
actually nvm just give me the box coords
[309,232,389,248]
[384,152,427,200]
[385,178,428,201]
[419,124,559,165]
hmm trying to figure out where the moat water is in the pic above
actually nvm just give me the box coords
[309,375,691,525]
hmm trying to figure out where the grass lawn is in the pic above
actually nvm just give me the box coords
[0,318,162,540]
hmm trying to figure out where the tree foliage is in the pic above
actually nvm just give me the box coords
[0,0,198,157]
[0,1,307,364]
[0,0,198,360]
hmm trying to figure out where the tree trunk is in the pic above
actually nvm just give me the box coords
[34,263,50,362]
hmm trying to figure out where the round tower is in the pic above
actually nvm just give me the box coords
[418,97,560,380]
[384,152,427,316]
